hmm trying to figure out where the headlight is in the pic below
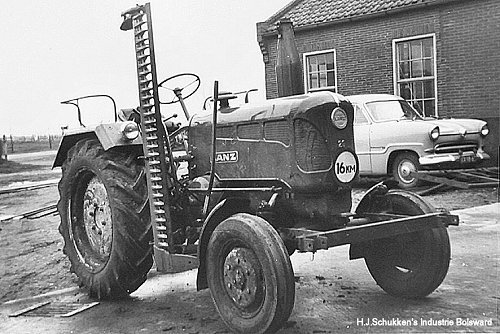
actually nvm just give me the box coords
[481,124,489,136]
[121,121,140,140]
[331,107,348,129]
[430,126,440,140]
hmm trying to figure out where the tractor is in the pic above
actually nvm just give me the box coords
[53,3,459,334]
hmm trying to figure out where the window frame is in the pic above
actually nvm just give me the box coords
[302,49,338,93]
[392,33,438,117]
[353,103,370,125]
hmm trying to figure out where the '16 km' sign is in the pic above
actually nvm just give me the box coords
[334,151,357,183]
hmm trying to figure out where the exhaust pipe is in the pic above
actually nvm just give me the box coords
[276,19,304,97]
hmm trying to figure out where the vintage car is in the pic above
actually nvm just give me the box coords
[348,94,490,188]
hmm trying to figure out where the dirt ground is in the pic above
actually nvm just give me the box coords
[0,151,498,333]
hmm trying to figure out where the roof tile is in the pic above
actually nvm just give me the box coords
[263,0,460,31]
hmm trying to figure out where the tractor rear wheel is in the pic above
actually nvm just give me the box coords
[206,213,295,334]
[58,139,152,299]
[363,191,450,298]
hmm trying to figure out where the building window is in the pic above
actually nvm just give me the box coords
[393,34,437,117]
[303,49,337,93]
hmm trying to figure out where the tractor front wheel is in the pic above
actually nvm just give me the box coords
[363,191,451,298]
[206,213,295,334]
[58,139,152,299]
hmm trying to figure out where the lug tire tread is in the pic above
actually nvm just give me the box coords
[58,139,152,299]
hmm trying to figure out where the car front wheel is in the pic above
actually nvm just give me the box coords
[392,152,420,188]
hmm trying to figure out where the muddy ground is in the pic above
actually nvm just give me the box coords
[0,151,498,333]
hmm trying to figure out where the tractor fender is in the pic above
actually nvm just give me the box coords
[53,123,142,168]
[196,197,251,291]
[355,180,395,213]
[350,179,396,260]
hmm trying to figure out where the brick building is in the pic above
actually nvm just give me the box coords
[257,0,499,164]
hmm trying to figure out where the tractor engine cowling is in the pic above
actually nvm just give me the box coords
[188,91,358,227]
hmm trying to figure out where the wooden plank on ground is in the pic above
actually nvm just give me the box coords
[417,183,447,196]
[412,172,470,189]
[457,171,499,183]
[8,301,51,317]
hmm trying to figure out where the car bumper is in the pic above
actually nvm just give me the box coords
[419,150,490,166]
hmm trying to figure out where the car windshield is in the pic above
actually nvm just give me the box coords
[365,100,423,122]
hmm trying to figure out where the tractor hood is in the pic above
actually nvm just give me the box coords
[191,91,348,125]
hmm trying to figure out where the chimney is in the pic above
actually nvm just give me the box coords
[275,19,304,97]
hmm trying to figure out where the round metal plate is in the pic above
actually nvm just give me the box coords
[223,247,263,309]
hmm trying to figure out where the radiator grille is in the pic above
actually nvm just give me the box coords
[294,119,331,171]
[237,123,261,140]
[216,125,234,138]
[264,120,290,145]
[435,142,478,154]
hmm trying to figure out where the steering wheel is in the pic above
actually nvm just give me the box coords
[158,73,200,105]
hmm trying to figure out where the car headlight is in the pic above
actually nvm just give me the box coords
[121,121,140,140]
[481,124,489,136]
[331,107,348,129]
[430,126,440,140]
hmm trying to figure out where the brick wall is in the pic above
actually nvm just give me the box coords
[438,0,500,119]
[260,0,500,119]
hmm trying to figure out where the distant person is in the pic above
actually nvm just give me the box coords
[1,135,7,161]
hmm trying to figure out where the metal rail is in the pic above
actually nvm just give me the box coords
[60,94,118,126]
[1,204,58,223]
[203,81,219,216]
[285,211,459,252]
[0,180,58,195]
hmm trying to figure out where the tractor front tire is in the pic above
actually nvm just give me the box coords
[206,213,295,334]
[363,191,451,298]
[58,139,152,299]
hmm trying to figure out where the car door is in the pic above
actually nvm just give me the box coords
[352,103,372,174]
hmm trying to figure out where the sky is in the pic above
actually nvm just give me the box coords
[1,0,290,135]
